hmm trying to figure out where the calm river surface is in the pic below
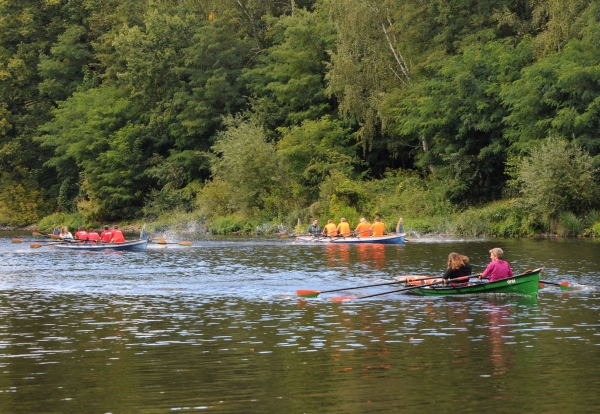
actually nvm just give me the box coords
[1,232,599,413]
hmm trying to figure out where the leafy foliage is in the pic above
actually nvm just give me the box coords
[204,117,287,218]
[509,137,599,222]
[0,0,599,235]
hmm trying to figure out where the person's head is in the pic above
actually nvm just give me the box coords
[360,218,366,223]
[374,216,381,222]
[113,224,119,229]
[327,219,332,224]
[78,226,84,231]
[448,252,469,270]
[60,226,68,234]
[312,219,318,225]
[489,247,504,260]
[104,225,109,230]
[340,218,346,222]
[89,228,95,233]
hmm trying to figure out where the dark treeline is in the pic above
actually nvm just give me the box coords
[1,0,599,236]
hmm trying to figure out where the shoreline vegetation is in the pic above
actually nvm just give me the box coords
[1,2,600,236]
[5,199,600,239]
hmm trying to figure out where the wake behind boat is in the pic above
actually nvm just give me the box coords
[50,238,149,252]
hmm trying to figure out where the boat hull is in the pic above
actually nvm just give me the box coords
[408,268,542,297]
[295,233,405,244]
[50,239,149,252]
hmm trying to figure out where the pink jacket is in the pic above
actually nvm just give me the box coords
[482,260,513,282]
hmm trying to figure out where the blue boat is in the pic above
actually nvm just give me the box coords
[295,233,405,244]
[50,238,149,252]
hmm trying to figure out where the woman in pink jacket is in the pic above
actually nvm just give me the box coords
[479,247,513,282]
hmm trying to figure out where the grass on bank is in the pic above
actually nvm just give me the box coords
[33,206,600,239]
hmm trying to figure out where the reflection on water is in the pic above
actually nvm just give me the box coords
[0,234,599,412]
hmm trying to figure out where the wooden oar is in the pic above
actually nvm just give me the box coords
[152,239,192,246]
[539,280,569,291]
[298,280,402,298]
[297,275,446,298]
[330,276,470,301]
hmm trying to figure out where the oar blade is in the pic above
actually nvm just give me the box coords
[30,243,43,249]
[178,241,192,247]
[32,232,43,238]
[296,290,321,298]
[11,238,23,243]
[559,281,570,291]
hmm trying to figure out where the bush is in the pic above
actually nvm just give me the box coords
[557,212,582,237]
[591,222,600,237]
[208,215,254,235]
[38,212,84,233]
[363,169,454,221]
[583,210,600,228]
[509,137,599,222]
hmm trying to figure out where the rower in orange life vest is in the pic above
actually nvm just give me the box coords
[354,218,371,237]
[336,218,351,237]
[100,225,112,243]
[110,225,126,243]
[370,216,385,237]
[322,220,338,237]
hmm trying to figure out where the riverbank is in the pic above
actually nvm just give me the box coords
[14,201,600,239]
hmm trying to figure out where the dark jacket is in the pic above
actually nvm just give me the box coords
[307,224,322,236]
[443,263,472,281]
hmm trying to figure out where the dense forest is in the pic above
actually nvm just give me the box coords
[1,0,599,236]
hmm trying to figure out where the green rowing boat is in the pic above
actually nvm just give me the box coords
[407,268,543,297]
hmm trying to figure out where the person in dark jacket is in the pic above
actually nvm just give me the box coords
[306,220,321,236]
[442,252,472,283]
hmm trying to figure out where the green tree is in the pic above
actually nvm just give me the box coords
[386,38,533,204]
[243,7,335,135]
[509,137,599,222]
[277,116,359,204]
[40,86,151,220]
[207,117,287,217]
[173,10,253,149]
[502,2,600,158]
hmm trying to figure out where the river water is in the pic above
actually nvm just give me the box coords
[0,232,599,413]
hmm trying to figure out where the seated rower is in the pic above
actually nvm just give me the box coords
[442,252,472,284]
[336,218,351,237]
[478,248,513,282]
[87,228,101,243]
[322,220,337,237]
[306,219,321,237]
[370,217,385,237]
[355,218,371,237]
[75,226,88,242]
[110,225,126,243]
[59,226,73,240]
[100,225,112,243]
